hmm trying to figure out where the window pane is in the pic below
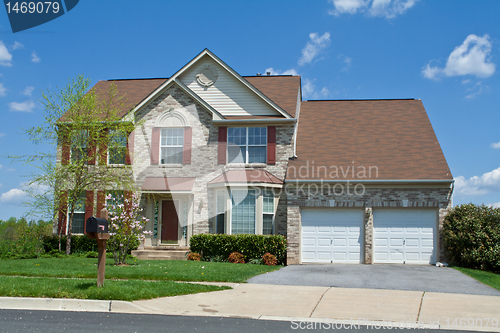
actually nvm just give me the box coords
[228,146,246,163]
[216,214,225,234]
[107,190,124,207]
[248,127,267,145]
[216,190,225,214]
[228,127,246,146]
[109,147,126,164]
[160,128,184,164]
[263,214,273,235]
[263,190,274,213]
[231,190,255,234]
[161,147,183,164]
[248,146,266,163]
[73,213,85,234]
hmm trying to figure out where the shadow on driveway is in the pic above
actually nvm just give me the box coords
[248,264,500,296]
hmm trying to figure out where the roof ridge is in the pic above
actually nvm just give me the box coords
[107,77,169,81]
[305,98,416,102]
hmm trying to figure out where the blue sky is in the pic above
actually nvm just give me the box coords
[0,0,499,220]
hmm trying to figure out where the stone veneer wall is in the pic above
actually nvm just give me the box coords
[132,84,295,238]
[285,185,452,265]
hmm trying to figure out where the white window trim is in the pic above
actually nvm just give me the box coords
[160,128,184,165]
[227,127,267,164]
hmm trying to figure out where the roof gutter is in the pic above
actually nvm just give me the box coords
[285,179,455,184]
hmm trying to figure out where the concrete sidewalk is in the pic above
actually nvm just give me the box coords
[1,284,499,332]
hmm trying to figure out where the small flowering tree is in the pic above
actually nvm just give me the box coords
[105,192,151,265]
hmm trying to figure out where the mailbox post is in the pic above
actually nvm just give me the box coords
[86,209,110,287]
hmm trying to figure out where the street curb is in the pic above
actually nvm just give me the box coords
[0,297,110,312]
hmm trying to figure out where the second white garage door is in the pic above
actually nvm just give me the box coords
[373,209,437,264]
[301,209,364,263]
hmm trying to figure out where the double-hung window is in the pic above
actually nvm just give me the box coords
[215,190,226,234]
[227,127,266,163]
[108,129,127,165]
[71,192,86,234]
[262,190,275,235]
[71,130,88,163]
[160,128,184,164]
[231,189,256,234]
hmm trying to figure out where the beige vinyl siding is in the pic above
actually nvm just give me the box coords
[179,56,280,117]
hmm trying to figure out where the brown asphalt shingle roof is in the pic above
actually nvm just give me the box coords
[244,76,300,118]
[287,99,452,181]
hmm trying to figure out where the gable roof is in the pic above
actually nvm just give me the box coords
[132,49,295,120]
[287,99,453,181]
[243,75,301,118]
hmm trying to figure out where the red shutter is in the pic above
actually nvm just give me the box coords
[98,128,108,165]
[125,130,134,165]
[88,134,97,165]
[61,129,70,165]
[218,126,227,165]
[151,127,161,165]
[267,126,276,165]
[84,190,94,234]
[58,191,68,235]
[96,191,106,217]
[183,127,192,164]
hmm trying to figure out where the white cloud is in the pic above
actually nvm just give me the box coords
[329,0,418,18]
[0,188,26,204]
[488,202,500,208]
[302,78,330,100]
[0,83,6,97]
[9,100,35,112]
[31,51,41,63]
[22,86,34,96]
[298,32,331,66]
[465,81,488,99]
[455,166,500,196]
[0,164,2,169]
[11,42,23,50]
[338,54,352,71]
[491,142,500,149]
[423,34,495,80]
[264,67,298,76]
[0,41,13,67]
[0,133,5,138]
[6,168,15,172]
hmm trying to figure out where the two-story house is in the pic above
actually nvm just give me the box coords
[57,49,453,265]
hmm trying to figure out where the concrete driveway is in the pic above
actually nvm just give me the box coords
[247,264,500,296]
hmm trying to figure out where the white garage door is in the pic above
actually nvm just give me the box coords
[301,209,363,263]
[373,209,436,264]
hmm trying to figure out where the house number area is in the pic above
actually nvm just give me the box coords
[5,2,60,14]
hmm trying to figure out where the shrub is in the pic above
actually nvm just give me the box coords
[85,251,99,258]
[187,252,201,261]
[228,252,244,263]
[248,258,263,265]
[443,203,500,272]
[262,253,277,266]
[189,234,287,265]
[42,235,139,255]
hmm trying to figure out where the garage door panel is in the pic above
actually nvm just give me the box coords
[301,209,363,264]
[373,209,436,264]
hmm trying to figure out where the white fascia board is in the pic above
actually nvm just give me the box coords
[207,182,284,189]
[285,179,455,184]
[212,118,296,125]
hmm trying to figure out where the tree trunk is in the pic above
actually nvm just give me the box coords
[66,211,74,255]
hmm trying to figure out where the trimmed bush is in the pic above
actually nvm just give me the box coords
[42,235,139,255]
[228,252,244,263]
[187,252,201,261]
[443,203,500,272]
[262,253,277,266]
[189,234,287,265]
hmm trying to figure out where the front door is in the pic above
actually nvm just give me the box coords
[161,200,179,242]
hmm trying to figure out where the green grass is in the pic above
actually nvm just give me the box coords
[0,257,282,283]
[453,267,500,291]
[0,275,228,301]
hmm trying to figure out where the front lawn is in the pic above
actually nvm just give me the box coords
[0,275,228,301]
[453,267,500,291]
[0,257,282,283]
